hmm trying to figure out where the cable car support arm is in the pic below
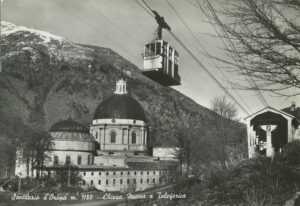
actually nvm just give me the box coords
[151,10,171,40]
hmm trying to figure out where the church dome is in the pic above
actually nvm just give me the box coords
[50,119,89,133]
[49,119,95,142]
[94,94,147,122]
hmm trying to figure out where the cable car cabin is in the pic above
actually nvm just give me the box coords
[142,40,180,86]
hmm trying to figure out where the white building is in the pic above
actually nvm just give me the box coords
[245,102,300,158]
[15,78,177,192]
[153,147,178,160]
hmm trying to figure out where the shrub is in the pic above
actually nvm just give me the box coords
[283,140,300,165]
[186,154,300,206]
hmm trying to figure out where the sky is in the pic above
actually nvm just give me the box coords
[2,0,299,119]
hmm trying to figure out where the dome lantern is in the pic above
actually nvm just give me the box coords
[114,78,127,95]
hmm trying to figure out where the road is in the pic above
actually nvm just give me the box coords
[63,184,175,206]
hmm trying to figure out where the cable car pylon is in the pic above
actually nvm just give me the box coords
[141,10,181,86]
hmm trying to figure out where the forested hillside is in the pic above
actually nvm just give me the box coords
[0,22,246,176]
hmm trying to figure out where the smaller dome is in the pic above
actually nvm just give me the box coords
[50,119,89,133]
[50,119,95,142]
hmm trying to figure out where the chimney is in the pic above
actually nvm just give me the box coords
[290,101,296,112]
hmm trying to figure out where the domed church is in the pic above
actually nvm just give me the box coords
[15,78,177,192]
[91,78,148,157]
[49,119,97,166]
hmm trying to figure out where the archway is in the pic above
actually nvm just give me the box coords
[250,111,288,153]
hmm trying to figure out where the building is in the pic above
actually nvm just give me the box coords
[153,147,178,160]
[245,102,300,158]
[15,78,177,192]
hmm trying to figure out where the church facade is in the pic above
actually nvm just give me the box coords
[15,79,177,192]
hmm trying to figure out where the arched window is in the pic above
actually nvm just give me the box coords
[77,156,82,165]
[131,131,136,144]
[110,130,116,143]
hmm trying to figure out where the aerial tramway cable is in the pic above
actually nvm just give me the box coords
[134,0,155,18]
[166,0,253,113]
[85,1,144,47]
[136,0,250,115]
[195,0,267,109]
[53,0,140,63]
[200,0,268,108]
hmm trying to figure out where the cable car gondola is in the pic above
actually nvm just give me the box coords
[142,10,181,86]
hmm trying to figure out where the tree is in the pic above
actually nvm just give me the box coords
[198,0,300,96]
[0,115,29,178]
[211,96,239,169]
[211,96,237,120]
[174,127,192,177]
[15,125,53,178]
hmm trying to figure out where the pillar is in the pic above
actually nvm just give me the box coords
[261,125,277,157]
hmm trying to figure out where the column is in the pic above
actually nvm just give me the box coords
[141,129,144,146]
[287,118,292,142]
[127,126,130,150]
[103,125,106,150]
[144,130,147,147]
[122,128,124,144]
[261,125,277,157]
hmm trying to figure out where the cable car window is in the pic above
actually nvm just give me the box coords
[174,51,179,63]
[145,44,151,56]
[156,42,161,55]
[174,56,179,64]
[175,50,178,57]
[174,64,180,79]
[168,60,172,76]
[150,43,155,53]
[174,64,179,77]
[169,47,173,59]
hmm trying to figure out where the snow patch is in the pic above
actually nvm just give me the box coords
[1,21,65,44]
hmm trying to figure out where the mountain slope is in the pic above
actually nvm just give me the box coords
[0,21,232,147]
